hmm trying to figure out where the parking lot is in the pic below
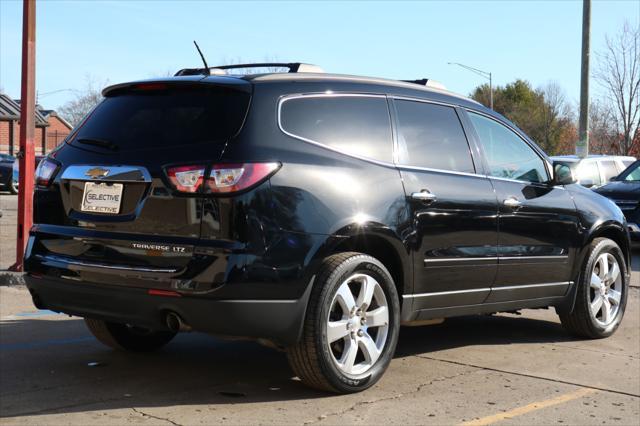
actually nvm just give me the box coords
[1,193,639,425]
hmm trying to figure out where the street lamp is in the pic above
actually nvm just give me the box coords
[448,62,493,110]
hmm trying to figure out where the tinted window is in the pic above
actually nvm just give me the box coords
[395,100,474,173]
[600,160,619,182]
[621,162,640,181]
[280,96,392,162]
[578,161,601,185]
[70,86,250,152]
[469,112,548,183]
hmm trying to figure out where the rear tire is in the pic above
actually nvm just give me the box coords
[84,318,176,352]
[9,180,17,195]
[559,238,628,338]
[287,252,400,393]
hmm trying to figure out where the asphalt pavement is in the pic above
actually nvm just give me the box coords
[1,192,639,425]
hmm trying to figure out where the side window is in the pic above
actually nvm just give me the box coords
[395,100,475,173]
[468,112,548,183]
[280,96,392,162]
[578,161,601,186]
[600,160,619,182]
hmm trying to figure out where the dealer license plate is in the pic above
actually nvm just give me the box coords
[81,182,123,214]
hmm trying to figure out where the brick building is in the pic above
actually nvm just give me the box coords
[0,92,73,156]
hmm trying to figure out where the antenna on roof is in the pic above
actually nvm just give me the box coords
[193,41,210,75]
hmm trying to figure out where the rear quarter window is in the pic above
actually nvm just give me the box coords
[279,95,393,163]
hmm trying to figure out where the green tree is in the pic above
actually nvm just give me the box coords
[471,79,575,155]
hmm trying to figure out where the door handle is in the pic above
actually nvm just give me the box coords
[503,197,522,209]
[411,190,437,204]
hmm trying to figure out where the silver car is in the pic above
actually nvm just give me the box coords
[550,155,636,188]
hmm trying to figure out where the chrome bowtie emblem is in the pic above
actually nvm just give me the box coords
[85,167,109,179]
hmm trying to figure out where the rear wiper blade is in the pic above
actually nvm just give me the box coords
[76,138,118,151]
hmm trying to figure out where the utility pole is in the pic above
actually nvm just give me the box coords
[448,62,493,110]
[11,0,36,272]
[577,0,591,158]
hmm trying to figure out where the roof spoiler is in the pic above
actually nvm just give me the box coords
[402,79,447,90]
[175,62,325,77]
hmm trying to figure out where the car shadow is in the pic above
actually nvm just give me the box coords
[0,310,580,419]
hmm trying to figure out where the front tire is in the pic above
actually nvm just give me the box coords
[287,252,400,393]
[84,318,176,352]
[560,238,628,338]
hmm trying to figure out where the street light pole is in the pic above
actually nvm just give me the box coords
[577,0,591,158]
[448,62,493,110]
[489,72,493,110]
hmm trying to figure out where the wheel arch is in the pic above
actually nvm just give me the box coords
[559,221,631,316]
[308,224,412,301]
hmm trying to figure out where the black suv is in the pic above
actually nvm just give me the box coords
[25,63,631,393]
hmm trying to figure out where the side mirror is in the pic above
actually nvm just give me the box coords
[610,175,618,181]
[552,161,576,185]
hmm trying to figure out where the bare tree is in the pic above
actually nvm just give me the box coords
[58,76,107,127]
[595,21,640,155]
[537,82,574,153]
[589,100,619,154]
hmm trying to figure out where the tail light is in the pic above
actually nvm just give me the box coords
[35,159,60,186]
[206,163,280,194]
[166,162,280,195]
[166,165,206,193]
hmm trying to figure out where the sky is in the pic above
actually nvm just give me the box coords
[0,0,638,111]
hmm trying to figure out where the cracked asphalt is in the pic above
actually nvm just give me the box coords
[1,194,639,425]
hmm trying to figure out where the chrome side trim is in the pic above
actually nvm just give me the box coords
[424,257,497,264]
[61,165,152,183]
[403,288,491,299]
[424,255,568,265]
[404,281,573,299]
[36,254,178,273]
[492,281,572,291]
[499,255,569,261]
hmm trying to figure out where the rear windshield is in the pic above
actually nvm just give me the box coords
[69,86,250,152]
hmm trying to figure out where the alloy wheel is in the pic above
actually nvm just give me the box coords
[326,273,390,377]
[589,252,623,326]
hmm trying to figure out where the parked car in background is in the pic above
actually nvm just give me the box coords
[551,155,636,188]
[24,64,631,394]
[12,155,45,192]
[0,153,17,194]
[595,160,640,242]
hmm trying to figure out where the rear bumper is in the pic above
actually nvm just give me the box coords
[25,274,312,346]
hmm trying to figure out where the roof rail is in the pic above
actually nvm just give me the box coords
[175,62,324,77]
[402,79,447,90]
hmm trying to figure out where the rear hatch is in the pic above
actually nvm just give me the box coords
[30,78,251,283]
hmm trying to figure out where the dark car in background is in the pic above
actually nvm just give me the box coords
[23,63,632,393]
[0,153,17,194]
[595,160,640,242]
[11,155,45,194]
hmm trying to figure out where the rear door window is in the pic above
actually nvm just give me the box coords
[279,95,393,162]
[394,100,475,173]
[578,161,601,186]
[69,86,250,152]
[600,160,619,182]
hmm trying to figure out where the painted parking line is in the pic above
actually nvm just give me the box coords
[460,388,597,426]
[13,309,59,317]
